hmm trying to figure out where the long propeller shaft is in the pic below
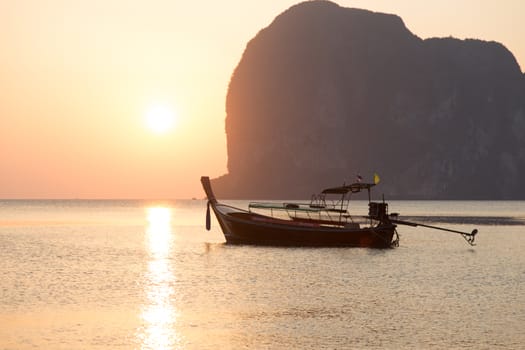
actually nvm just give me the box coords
[389,218,478,246]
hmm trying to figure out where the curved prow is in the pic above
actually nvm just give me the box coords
[201,176,217,231]
[200,176,217,204]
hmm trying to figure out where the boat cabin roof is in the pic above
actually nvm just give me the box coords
[321,182,375,194]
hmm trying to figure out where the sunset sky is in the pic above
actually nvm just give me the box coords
[1,0,524,199]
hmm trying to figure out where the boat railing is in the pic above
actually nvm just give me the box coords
[248,200,358,226]
[310,193,327,208]
[249,201,348,213]
[309,193,350,212]
[249,202,322,213]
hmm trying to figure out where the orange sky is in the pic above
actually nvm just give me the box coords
[1,0,524,199]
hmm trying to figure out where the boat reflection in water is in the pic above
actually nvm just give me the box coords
[138,207,181,350]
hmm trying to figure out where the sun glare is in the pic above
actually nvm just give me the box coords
[145,103,176,134]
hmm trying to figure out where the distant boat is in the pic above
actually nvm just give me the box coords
[200,176,399,248]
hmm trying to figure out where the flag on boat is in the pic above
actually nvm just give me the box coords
[374,173,380,185]
[356,174,363,182]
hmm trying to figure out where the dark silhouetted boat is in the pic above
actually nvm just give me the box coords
[200,176,399,248]
[201,176,479,247]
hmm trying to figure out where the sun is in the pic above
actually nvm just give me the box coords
[144,103,176,134]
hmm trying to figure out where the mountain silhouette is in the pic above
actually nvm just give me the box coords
[212,0,525,199]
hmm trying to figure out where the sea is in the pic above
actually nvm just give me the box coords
[0,199,523,349]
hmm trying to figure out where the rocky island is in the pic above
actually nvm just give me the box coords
[211,0,525,199]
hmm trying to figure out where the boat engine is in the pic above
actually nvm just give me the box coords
[368,202,389,222]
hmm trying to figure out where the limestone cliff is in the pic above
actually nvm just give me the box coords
[212,0,525,199]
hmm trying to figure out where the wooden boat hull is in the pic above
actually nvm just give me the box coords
[212,204,396,248]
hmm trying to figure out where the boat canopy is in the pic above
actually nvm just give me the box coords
[321,182,376,195]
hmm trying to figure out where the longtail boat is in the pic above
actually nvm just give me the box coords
[201,176,400,248]
[201,176,479,248]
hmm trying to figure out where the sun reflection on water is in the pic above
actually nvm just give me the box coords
[139,207,181,350]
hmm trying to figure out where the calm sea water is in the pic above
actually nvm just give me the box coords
[1,200,524,349]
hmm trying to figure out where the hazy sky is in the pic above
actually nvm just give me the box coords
[1,0,524,199]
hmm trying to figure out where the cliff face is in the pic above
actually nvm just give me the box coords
[212,1,525,199]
